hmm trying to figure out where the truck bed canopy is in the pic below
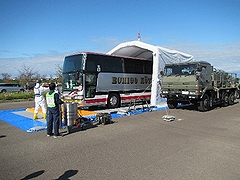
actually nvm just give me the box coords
[107,40,194,107]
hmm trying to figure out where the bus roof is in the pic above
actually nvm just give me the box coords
[65,52,151,61]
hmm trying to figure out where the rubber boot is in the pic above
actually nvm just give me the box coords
[43,113,47,120]
[33,113,38,120]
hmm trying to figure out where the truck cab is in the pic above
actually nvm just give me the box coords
[162,61,211,105]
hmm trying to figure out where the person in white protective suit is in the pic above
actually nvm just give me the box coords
[33,81,49,120]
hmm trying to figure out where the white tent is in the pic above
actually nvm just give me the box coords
[107,40,194,107]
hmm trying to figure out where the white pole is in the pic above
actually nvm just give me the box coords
[150,51,160,106]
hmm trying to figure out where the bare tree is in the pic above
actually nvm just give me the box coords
[41,74,47,80]
[55,64,62,83]
[49,74,53,80]
[18,64,38,89]
[35,73,42,80]
[1,73,11,81]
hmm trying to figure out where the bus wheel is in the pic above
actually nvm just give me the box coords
[107,93,120,108]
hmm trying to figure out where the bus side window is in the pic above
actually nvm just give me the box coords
[135,63,144,73]
[124,60,135,73]
[111,61,123,72]
[86,61,95,72]
[144,62,153,74]
[105,57,123,72]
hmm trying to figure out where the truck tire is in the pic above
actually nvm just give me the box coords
[198,94,210,112]
[167,100,178,109]
[107,93,120,108]
[228,92,234,105]
[222,93,229,107]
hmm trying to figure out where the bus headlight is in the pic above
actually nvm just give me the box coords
[74,95,83,100]
[63,96,72,100]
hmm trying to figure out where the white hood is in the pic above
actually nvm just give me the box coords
[35,83,40,88]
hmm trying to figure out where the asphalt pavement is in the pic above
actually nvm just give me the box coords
[1,100,240,179]
[0,100,34,110]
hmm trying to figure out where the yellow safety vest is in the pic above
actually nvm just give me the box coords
[46,92,56,107]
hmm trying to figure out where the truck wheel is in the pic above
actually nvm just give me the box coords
[107,93,120,108]
[167,100,178,109]
[228,92,234,105]
[198,94,209,112]
[222,93,229,107]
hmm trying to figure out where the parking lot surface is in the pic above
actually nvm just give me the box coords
[0,100,240,179]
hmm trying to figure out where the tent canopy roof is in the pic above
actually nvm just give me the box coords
[107,40,194,63]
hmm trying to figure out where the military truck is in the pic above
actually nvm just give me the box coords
[161,61,238,111]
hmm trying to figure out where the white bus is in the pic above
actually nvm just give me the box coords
[62,52,153,108]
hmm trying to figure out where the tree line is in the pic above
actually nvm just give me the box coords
[0,64,62,90]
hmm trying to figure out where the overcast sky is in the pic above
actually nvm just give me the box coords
[1,0,240,78]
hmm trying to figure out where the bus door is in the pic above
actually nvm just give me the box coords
[85,73,97,98]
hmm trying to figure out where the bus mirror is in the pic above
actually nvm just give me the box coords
[97,65,101,72]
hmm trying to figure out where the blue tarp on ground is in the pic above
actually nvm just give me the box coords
[0,109,47,132]
[0,106,167,133]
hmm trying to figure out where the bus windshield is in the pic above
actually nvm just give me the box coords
[63,54,83,73]
[62,54,84,91]
[62,72,83,91]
